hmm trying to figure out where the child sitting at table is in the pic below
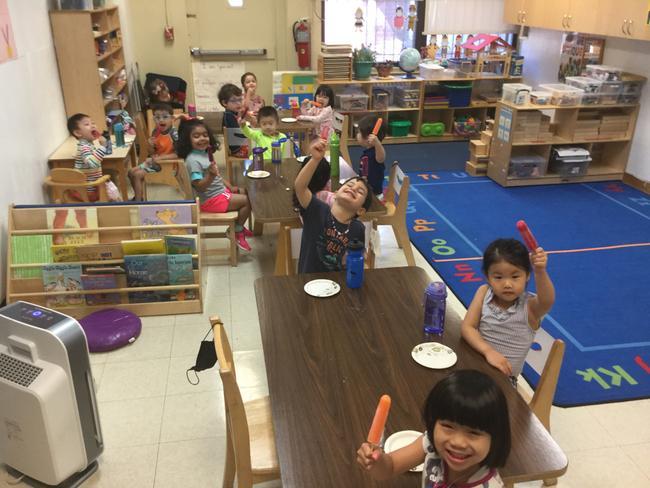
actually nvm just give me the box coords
[298,84,335,140]
[356,115,387,197]
[241,71,266,121]
[128,103,179,201]
[219,83,249,158]
[240,106,288,160]
[357,369,511,487]
[177,117,253,252]
[461,238,555,385]
[67,113,121,202]
[294,139,371,273]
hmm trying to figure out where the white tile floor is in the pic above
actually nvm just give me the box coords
[2,166,649,487]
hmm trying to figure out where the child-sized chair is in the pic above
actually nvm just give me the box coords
[211,316,280,488]
[135,111,181,193]
[44,168,111,203]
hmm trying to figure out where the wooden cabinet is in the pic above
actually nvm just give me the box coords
[50,7,128,132]
[599,0,650,41]
[504,0,527,24]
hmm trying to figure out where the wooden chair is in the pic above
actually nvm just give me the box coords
[211,316,280,488]
[276,220,377,276]
[223,127,249,184]
[137,111,182,192]
[337,113,353,165]
[44,168,111,203]
[176,164,239,266]
[376,163,416,266]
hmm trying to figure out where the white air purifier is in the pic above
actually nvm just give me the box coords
[0,301,102,487]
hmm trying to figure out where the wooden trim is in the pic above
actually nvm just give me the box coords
[623,173,650,194]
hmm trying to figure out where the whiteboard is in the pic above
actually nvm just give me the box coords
[192,61,245,112]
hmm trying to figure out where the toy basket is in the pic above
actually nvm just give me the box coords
[453,118,482,137]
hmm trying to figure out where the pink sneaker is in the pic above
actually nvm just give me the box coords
[235,232,252,252]
[242,226,254,238]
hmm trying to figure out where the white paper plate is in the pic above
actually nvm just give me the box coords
[246,170,270,179]
[304,279,340,298]
[384,431,424,472]
[281,117,297,123]
[411,342,457,369]
[296,155,309,163]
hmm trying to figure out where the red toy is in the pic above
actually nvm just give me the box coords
[516,220,539,251]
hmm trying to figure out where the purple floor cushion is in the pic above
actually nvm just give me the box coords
[79,309,142,352]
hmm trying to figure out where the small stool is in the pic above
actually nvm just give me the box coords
[79,309,142,352]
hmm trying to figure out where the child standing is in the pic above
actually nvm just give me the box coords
[177,118,253,252]
[67,113,121,202]
[356,115,387,197]
[240,72,266,120]
[294,139,371,273]
[240,106,288,160]
[357,369,511,487]
[128,103,179,201]
[218,83,249,158]
[461,238,555,383]
[298,84,335,140]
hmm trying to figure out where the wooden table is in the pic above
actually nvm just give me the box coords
[255,267,568,488]
[48,135,137,200]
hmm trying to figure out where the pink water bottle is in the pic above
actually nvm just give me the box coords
[188,103,196,117]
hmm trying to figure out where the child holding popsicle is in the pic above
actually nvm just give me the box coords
[357,370,511,487]
[240,72,266,121]
[240,106,288,160]
[356,115,386,197]
[298,84,335,140]
[461,225,555,385]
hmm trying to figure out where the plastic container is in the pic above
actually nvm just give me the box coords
[388,120,412,137]
[335,93,369,111]
[188,104,197,117]
[372,90,390,110]
[443,83,473,107]
[102,131,112,154]
[538,83,584,106]
[346,240,364,289]
[581,93,601,106]
[510,55,525,76]
[502,83,532,105]
[530,91,552,105]
[394,87,420,108]
[565,76,602,94]
[549,159,590,177]
[252,147,265,171]
[447,58,474,74]
[113,122,125,147]
[600,81,623,94]
[271,140,282,164]
[584,64,623,81]
[423,282,447,337]
[621,80,644,95]
[600,93,620,105]
[419,62,445,79]
[453,118,481,137]
[508,154,547,178]
[618,93,641,105]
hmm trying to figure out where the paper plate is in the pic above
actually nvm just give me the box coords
[246,170,270,179]
[304,279,340,298]
[281,117,298,123]
[411,342,457,369]
[384,431,424,472]
[296,155,309,163]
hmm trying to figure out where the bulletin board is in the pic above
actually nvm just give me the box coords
[0,0,17,63]
[191,60,245,112]
[272,71,318,109]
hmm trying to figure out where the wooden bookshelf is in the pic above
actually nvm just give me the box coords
[6,201,203,319]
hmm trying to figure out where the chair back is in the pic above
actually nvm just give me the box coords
[45,168,110,203]
[337,113,352,164]
[134,112,150,162]
[146,108,183,135]
[175,162,195,200]
[529,338,565,431]
[223,126,249,157]
[385,162,409,213]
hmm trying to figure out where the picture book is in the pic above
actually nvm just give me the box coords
[139,204,192,239]
[80,274,120,306]
[124,254,169,303]
[11,235,52,278]
[121,239,165,255]
[42,264,84,308]
[76,243,123,261]
[46,208,99,246]
[167,254,194,285]
[169,289,197,301]
[85,265,125,274]
[164,235,198,255]
[52,244,79,263]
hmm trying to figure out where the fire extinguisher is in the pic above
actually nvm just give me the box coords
[293,18,310,69]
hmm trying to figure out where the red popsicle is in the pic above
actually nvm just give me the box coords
[516,220,539,251]
[372,118,383,136]
[367,394,392,446]
[320,125,330,140]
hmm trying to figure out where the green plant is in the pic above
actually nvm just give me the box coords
[353,45,376,63]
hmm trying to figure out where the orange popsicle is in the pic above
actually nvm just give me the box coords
[372,118,383,136]
[367,394,391,445]
[312,100,322,107]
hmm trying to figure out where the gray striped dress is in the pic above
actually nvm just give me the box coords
[478,288,536,378]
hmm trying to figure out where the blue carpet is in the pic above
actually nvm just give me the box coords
[406,171,650,406]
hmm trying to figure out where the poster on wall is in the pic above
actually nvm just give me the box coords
[0,0,17,63]
[191,61,245,112]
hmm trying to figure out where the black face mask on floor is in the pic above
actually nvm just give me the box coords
[186,328,218,385]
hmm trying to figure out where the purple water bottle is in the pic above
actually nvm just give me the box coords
[423,282,447,339]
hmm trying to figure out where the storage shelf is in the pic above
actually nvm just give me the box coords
[420,134,476,142]
[97,45,122,62]
[511,136,632,146]
[104,83,128,107]
[93,27,119,39]
[101,62,125,86]
[504,167,624,186]
[338,107,420,114]
[500,100,639,111]
[320,74,522,85]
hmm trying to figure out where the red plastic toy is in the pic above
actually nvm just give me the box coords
[516,220,539,251]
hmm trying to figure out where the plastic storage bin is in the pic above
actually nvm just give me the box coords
[372,90,390,110]
[394,87,420,108]
[443,83,473,107]
[508,155,547,178]
[549,159,590,176]
[565,76,602,94]
[388,120,412,137]
[447,58,474,73]
[600,81,623,94]
[502,83,532,105]
[419,63,445,79]
[530,91,552,105]
[453,117,482,137]
[621,80,644,95]
[538,83,584,106]
[618,93,641,104]
[510,55,525,76]
[584,65,623,81]
[335,93,369,111]
[581,94,601,105]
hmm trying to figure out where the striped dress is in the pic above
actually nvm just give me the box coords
[74,139,105,196]
[478,288,536,378]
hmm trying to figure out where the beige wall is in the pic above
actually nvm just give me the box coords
[124,0,322,107]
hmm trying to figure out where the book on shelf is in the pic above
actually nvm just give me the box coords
[80,274,120,306]
[164,235,197,255]
[46,208,99,246]
[42,263,84,308]
[52,244,79,263]
[124,254,170,303]
[121,238,166,255]
[168,254,197,301]
[139,204,192,239]
[11,235,53,278]
[77,243,123,261]
[85,265,125,274]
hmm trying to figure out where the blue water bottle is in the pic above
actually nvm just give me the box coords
[102,130,112,154]
[113,122,125,147]
[290,135,301,157]
[423,282,447,339]
[346,239,364,289]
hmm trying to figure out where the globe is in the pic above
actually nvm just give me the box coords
[399,48,422,79]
